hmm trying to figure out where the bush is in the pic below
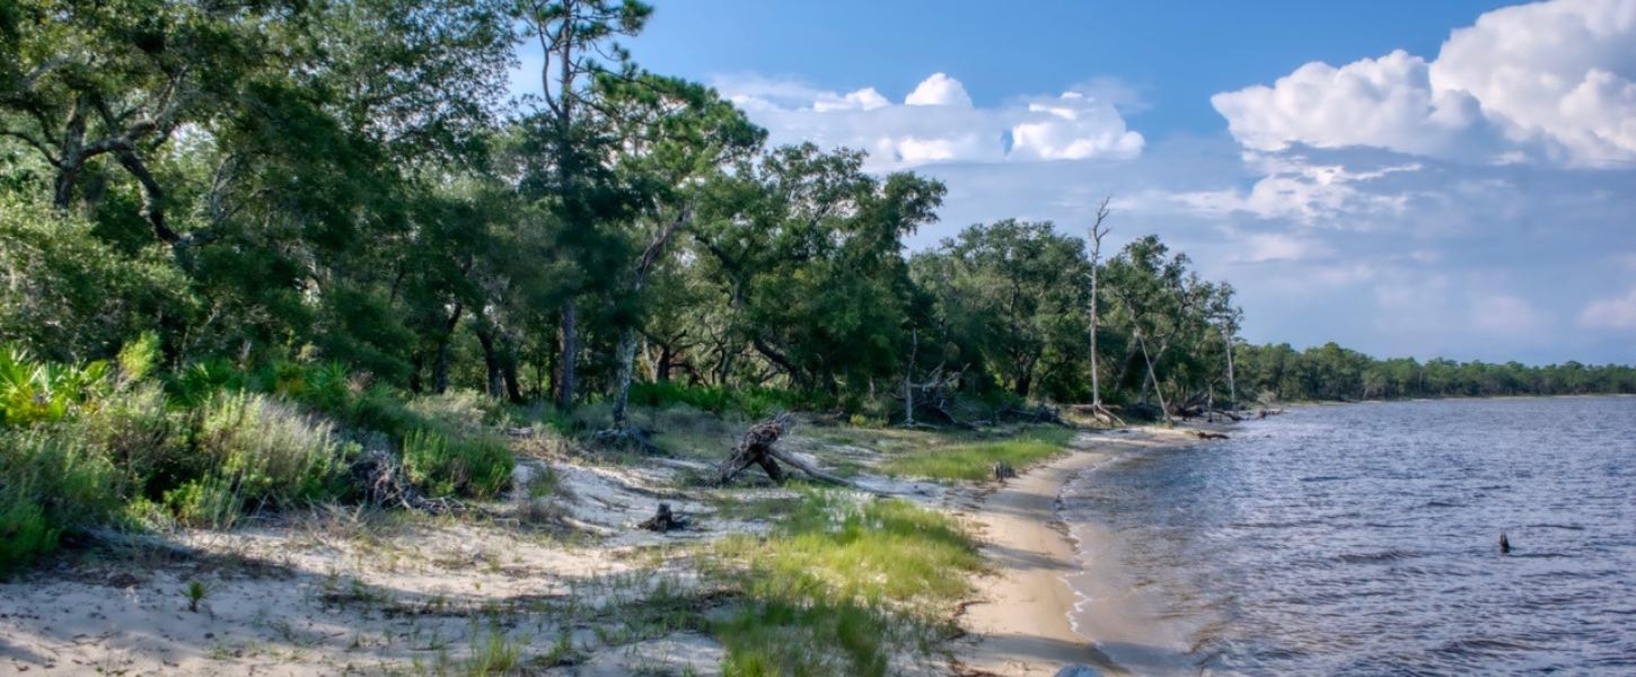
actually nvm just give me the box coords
[0,431,122,575]
[401,428,511,499]
[627,382,826,418]
[192,392,349,512]
[0,348,112,427]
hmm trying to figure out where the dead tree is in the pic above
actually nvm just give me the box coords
[717,413,859,489]
[1083,197,1124,427]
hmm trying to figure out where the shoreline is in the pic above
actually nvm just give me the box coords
[951,427,1221,677]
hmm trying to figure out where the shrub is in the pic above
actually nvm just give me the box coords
[401,428,511,499]
[192,392,348,511]
[0,431,122,574]
[0,348,112,427]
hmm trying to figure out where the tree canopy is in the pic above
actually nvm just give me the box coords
[3,0,1629,428]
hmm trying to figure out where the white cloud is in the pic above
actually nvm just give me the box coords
[1163,153,1419,227]
[714,72,1143,170]
[1212,0,1636,167]
[904,73,972,107]
[1579,287,1636,328]
[1009,92,1145,160]
[814,87,890,112]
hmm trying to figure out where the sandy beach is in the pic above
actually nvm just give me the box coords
[952,427,1218,677]
[1,419,1225,676]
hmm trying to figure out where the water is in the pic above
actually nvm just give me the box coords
[1060,397,1636,675]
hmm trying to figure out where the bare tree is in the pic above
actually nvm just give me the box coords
[1085,197,1124,426]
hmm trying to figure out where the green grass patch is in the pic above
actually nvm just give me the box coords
[711,491,981,675]
[880,426,1076,482]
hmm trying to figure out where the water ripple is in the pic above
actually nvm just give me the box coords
[1062,396,1636,676]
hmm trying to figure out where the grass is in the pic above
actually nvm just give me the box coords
[709,490,982,676]
[881,426,1076,482]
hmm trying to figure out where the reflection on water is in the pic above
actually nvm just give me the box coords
[1060,396,1636,675]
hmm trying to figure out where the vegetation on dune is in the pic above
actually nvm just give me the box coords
[712,491,982,676]
[882,426,1076,482]
[0,343,515,575]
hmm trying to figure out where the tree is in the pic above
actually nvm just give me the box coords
[597,74,764,429]
[1084,198,1120,423]
[514,0,653,410]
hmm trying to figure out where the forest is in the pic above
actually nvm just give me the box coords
[3,0,1633,570]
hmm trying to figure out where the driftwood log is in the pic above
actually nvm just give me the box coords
[717,413,860,489]
[1194,430,1230,440]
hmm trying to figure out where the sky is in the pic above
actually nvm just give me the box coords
[512,0,1636,365]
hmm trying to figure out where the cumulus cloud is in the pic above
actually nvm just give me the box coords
[1579,287,1636,328]
[904,73,973,107]
[714,72,1144,170]
[1212,0,1636,167]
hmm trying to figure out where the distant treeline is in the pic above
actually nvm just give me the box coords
[1235,342,1636,402]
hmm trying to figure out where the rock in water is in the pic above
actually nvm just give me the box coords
[1055,665,1102,677]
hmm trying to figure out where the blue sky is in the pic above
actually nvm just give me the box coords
[513,0,1636,365]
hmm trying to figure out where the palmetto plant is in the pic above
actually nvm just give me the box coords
[0,348,111,427]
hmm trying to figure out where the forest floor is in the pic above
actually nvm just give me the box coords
[0,408,1227,676]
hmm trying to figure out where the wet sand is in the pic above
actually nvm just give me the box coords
[953,428,1215,676]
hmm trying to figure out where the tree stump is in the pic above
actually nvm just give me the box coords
[638,502,689,532]
[993,460,1017,480]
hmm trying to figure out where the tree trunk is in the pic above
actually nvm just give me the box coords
[611,328,640,428]
[475,321,503,399]
[557,300,577,409]
[657,344,674,383]
[433,304,463,395]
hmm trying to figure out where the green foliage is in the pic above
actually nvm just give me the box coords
[116,332,162,383]
[0,194,188,364]
[627,381,822,417]
[881,427,1074,482]
[0,431,122,574]
[401,429,511,499]
[713,492,980,676]
[192,392,349,511]
[0,348,110,427]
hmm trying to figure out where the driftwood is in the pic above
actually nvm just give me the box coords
[638,502,690,532]
[1194,430,1230,440]
[717,413,861,489]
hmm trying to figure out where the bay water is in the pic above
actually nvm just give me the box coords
[1060,396,1636,675]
